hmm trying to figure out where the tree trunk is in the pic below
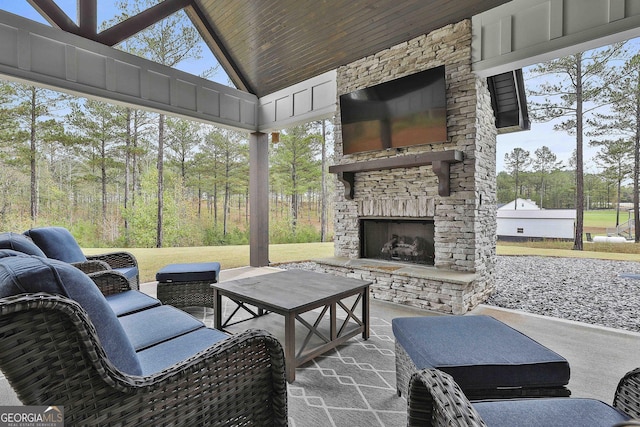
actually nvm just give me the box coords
[320,120,327,242]
[30,87,38,222]
[101,138,107,223]
[574,56,584,250]
[291,165,298,232]
[635,71,640,242]
[223,150,230,236]
[124,109,131,245]
[616,177,621,228]
[157,113,165,248]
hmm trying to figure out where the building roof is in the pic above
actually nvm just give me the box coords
[497,210,576,219]
[498,199,541,211]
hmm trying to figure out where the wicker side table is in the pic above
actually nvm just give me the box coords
[156,262,220,309]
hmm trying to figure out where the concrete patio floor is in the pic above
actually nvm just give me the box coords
[194,266,640,405]
[1,266,636,414]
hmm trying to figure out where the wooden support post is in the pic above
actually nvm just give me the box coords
[250,132,269,267]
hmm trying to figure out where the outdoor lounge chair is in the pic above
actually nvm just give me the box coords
[0,250,287,425]
[23,226,140,289]
[406,368,640,426]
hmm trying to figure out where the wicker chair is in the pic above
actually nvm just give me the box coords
[407,368,640,427]
[23,227,140,289]
[0,252,287,425]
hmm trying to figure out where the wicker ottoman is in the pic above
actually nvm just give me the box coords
[156,262,220,309]
[393,315,571,400]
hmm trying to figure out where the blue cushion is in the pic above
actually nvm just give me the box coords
[115,266,139,281]
[137,328,229,376]
[156,262,220,283]
[24,227,87,263]
[0,254,142,376]
[0,232,46,257]
[118,305,205,351]
[473,398,630,426]
[0,249,28,259]
[105,290,161,317]
[392,315,570,390]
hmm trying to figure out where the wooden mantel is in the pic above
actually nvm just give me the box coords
[328,150,463,199]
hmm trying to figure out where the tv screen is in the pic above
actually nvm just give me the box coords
[340,66,447,155]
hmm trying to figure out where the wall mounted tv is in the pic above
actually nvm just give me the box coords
[339,65,447,155]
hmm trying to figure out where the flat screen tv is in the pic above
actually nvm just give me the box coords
[339,66,447,155]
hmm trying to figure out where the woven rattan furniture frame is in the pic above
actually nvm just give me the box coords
[0,293,287,426]
[407,369,640,426]
[79,251,140,289]
[157,280,215,309]
[395,340,570,400]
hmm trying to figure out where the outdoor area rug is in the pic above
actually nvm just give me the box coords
[284,316,406,427]
[196,308,406,427]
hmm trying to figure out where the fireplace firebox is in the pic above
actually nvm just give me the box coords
[360,218,435,265]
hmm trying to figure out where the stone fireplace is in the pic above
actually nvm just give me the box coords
[314,19,497,315]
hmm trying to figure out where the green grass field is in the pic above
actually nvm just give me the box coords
[584,209,634,234]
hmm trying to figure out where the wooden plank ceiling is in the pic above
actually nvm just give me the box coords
[185,0,511,96]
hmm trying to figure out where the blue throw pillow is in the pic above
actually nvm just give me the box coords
[0,232,46,257]
[23,227,87,263]
[0,254,142,376]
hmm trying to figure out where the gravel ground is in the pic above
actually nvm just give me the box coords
[488,255,640,332]
[277,256,640,333]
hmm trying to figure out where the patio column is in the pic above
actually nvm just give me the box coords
[249,132,269,266]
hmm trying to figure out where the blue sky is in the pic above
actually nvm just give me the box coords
[1,2,637,173]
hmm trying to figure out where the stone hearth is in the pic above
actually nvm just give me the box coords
[316,19,497,315]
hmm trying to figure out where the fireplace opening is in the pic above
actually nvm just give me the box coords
[360,218,435,265]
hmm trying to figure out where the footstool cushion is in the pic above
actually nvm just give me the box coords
[393,315,570,399]
[156,262,220,283]
[156,262,220,309]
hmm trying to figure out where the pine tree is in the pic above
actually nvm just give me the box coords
[504,147,530,208]
[527,43,624,249]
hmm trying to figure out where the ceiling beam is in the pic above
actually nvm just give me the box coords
[27,0,78,34]
[97,0,193,46]
[78,0,97,37]
[185,2,253,94]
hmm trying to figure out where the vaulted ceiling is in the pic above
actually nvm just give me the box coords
[26,0,511,97]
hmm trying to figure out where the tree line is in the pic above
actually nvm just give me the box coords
[0,79,333,248]
[500,145,634,221]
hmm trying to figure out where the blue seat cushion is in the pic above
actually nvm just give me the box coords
[115,266,139,281]
[156,262,220,283]
[24,227,87,263]
[0,233,47,257]
[0,254,142,376]
[137,328,229,376]
[106,290,161,317]
[473,398,630,426]
[118,305,205,351]
[392,315,570,390]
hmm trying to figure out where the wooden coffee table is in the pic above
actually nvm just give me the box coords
[212,269,371,382]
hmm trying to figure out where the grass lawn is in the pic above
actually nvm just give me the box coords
[584,209,634,235]
[84,242,335,283]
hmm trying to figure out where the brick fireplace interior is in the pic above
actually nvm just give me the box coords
[360,218,435,266]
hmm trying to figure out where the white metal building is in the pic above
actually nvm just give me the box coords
[497,200,576,240]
